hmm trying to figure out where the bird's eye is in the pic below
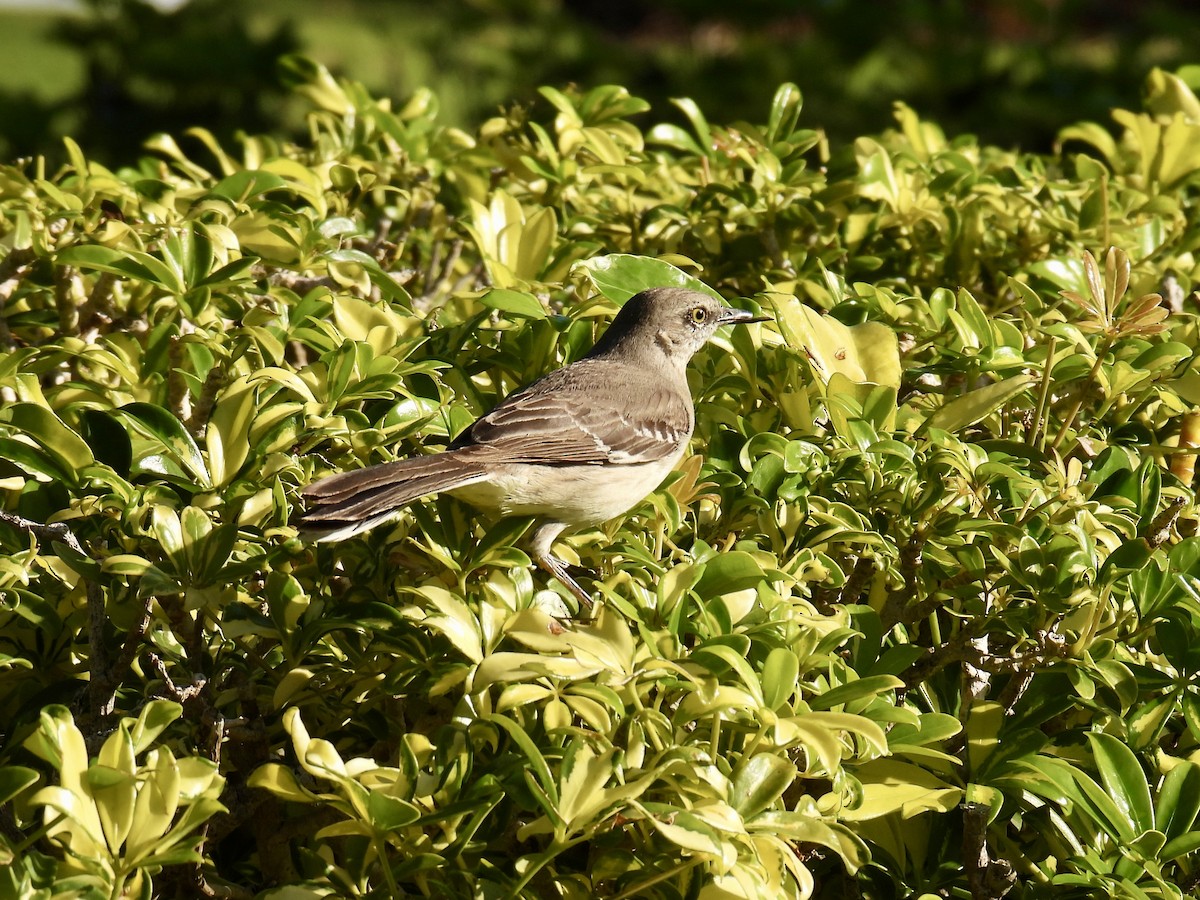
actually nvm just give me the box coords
[690,306,708,324]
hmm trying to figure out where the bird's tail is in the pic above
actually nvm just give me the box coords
[297,449,491,542]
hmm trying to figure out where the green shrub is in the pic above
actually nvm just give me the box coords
[2,57,1200,899]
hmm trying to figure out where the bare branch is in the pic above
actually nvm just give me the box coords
[964,802,1016,899]
[187,363,228,436]
[79,271,118,339]
[146,652,207,703]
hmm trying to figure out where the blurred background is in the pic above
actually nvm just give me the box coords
[1,0,1199,166]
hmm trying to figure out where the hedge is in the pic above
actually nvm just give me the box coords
[2,56,1200,899]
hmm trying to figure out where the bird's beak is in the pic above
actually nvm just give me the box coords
[718,306,771,326]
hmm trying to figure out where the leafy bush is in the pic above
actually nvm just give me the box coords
[2,56,1200,898]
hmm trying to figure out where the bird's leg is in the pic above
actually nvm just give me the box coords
[529,520,594,613]
[536,552,594,611]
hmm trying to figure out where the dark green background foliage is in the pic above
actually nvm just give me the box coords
[3,0,1200,164]
[3,34,1200,900]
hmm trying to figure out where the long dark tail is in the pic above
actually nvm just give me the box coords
[298,449,490,542]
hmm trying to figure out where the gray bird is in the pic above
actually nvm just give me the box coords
[299,286,766,607]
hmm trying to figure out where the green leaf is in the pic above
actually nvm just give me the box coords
[52,537,102,580]
[808,675,904,711]
[1132,457,1162,536]
[115,403,209,488]
[153,506,186,573]
[367,790,421,831]
[485,714,558,808]
[80,409,133,475]
[205,377,257,487]
[0,403,95,479]
[196,255,260,288]
[838,758,962,821]
[1088,733,1155,835]
[690,643,765,707]
[480,289,547,320]
[644,807,726,856]
[761,647,799,711]
[924,373,1036,434]
[57,244,185,294]
[324,249,411,303]
[0,437,71,482]
[966,701,1005,773]
[1162,830,1200,862]
[206,169,289,202]
[1155,761,1200,842]
[575,254,721,304]
[0,766,39,804]
[1102,538,1153,583]
[771,295,901,389]
[1022,755,1136,842]
[731,754,796,819]
[695,551,766,597]
[247,764,317,804]
[766,83,804,144]
[749,812,868,870]
[670,97,713,157]
[646,123,704,155]
[128,700,183,755]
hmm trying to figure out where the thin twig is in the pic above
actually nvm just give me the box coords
[423,236,443,297]
[1029,336,1056,450]
[258,267,338,295]
[903,620,1069,690]
[431,238,464,299]
[145,652,207,703]
[1048,335,1114,453]
[901,628,977,689]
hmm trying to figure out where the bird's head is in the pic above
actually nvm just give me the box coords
[588,287,768,365]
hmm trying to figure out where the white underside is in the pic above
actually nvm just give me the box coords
[449,453,683,529]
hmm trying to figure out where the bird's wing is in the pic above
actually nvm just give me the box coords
[454,361,693,465]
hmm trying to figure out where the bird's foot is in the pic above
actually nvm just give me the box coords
[536,553,596,617]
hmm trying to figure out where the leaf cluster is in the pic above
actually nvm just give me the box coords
[1,58,1200,899]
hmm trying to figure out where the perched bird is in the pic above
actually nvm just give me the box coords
[299,287,766,607]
